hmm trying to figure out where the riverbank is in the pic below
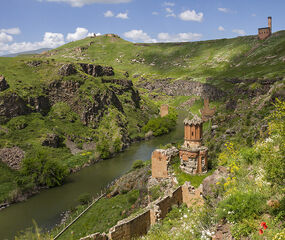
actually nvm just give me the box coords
[0,111,187,240]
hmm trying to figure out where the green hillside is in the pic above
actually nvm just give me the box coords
[0,32,284,240]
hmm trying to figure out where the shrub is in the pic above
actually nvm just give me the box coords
[240,147,260,165]
[7,116,27,130]
[231,218,257,239]
[78,193,92,205]
[49,102,78,122]
[132,160,144,170]
[142,109,177,136]
[20,149,68,188]
[216,190,265,223]
[149,185,163,201]
[96,138,110,159]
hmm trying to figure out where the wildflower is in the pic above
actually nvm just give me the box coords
[259,229,264,235]
[261,221,268,229]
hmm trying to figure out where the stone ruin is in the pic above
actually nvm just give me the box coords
[258,17,272,40]
[151,147,179,179]
[80,182,203,240]
[179,115,208,174]
[160,104,169,117]
[201,98,216,122]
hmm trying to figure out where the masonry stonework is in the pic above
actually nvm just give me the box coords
[81,182,203,240]
[160,104,169,117]
[179,115,208,174]
[201,98,216,122]
[151,147,179,179]
[258,17,272,40]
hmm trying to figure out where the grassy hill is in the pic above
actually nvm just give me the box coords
[0,32,284,239]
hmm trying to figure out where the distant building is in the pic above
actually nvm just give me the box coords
[258,17,272,40]
[201,98,216,122]
[160,104,169,117]
[179,115,208,174]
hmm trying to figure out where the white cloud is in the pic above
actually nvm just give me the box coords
[232,29,246,36]
[104,10,114,17]
[218,26,225,31]
[152,11,159,15]
[164,2,175,7]
[0,32,13,43]
[45,0,132,7]
[116,12,128,19]
[252,13,256,17]
[166,13,176,18]
[123,30,156,43]
[66,27,89,41]
[179,10,203,22]
[0,27,21,35]
[0,32,65,55]
[218,8,229,13]
[157,32,202,42]
[165,8,176,17]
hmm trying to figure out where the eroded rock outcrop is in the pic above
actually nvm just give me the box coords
[42,133,61,148]
[138,79,225,100]
[80,63,114,77]
[0,75,9,92]
[0,147,25,170]
[0,93,30,120]
[58,64,77,76]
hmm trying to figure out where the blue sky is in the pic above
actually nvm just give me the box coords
[0,0,284,55]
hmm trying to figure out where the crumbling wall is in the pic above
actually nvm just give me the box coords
[151,147,179,178]
[109,210,151,240]
[182,182,204,207]
[80,233,108,240]
[81,183,203,240]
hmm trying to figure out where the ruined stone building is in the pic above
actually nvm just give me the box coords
[160,104,169,117]
[258,17,272,40]
[201,98,216,122]
[179,115,208,174]
[151,147,178,179]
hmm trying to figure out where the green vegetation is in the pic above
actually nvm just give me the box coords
[52,190,139,240]
[142,109,177,136]
[171,156,214,188]
[141,100,285,240]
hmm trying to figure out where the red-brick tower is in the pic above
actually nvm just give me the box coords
[179,115,208,174]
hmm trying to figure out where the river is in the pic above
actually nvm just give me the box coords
[0,112,187,240]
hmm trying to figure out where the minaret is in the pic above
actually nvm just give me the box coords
[268,16,272,33]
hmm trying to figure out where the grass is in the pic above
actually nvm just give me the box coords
[52,190,139,240]
[171,157,215,188]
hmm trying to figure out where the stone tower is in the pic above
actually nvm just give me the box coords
[179,115,208,174]
[268,16,272,31]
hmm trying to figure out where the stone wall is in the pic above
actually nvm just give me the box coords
[81,183,203,240]
[151,147,179,179]
[109,210,151,240]
[80,233,108,240]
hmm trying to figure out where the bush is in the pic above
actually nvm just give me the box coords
[142,109,177,136]
[78,193,92,205]
[20,149,68,188]
[240,147,260,165]
[96,138,110,159]
[7,116,27,130]
[149,185,163,201]
[132,160,144,170]
[216,191,265,223]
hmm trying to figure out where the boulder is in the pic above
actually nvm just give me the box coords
[42,133,61,148]
[0,147,25,170]
[58,64,77,76]
[0,75,9,92]
[202,166,229,204]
